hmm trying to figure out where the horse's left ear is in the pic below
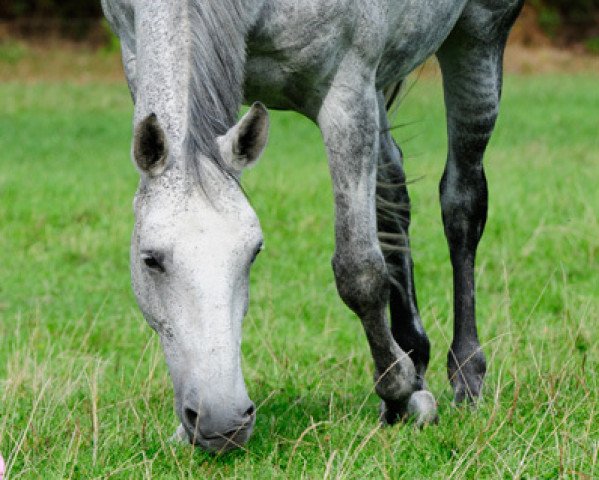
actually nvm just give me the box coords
[218,102,269,173]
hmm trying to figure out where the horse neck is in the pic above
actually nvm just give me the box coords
[185,0,266,163]
[133,1,194,159]
[187,0,266,128]
[132,0,267,172]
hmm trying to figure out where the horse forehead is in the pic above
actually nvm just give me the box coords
[137,188,260,239]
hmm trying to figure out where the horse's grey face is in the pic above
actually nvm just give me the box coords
[130,104,269,453]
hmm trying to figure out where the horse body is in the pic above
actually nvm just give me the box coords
[245,0,467,113]
[102,0,524,453]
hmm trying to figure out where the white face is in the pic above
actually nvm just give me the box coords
[129,104,269,453]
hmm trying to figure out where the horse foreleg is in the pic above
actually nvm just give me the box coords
[317,57,436,425]
[375,93,435,424]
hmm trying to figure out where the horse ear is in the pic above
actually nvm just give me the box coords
[218,102,269,173]
[133,113,168,176]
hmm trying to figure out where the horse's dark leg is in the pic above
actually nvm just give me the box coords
[436,9,520,403]
[375,93,433,424]
[317,59,437,425]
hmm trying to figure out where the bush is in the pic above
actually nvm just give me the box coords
[586,36,599,54]
[0,40,28,64]
[531,0,599,40]
[1,0,598,47]
[541,0,599,21]
[0,1,103,20]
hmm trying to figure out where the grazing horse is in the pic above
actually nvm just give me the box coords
[102,0,524,453]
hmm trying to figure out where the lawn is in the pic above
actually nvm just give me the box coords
[0,73,597,478]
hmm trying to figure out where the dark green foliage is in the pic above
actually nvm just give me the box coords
[1,1,598,45]
[531,0,599,42]
[0,1,102,19]
[1,1,598,26]
[101,18,121,53]
[537,5,562,38]
[0,39,27,64]
[586,36,599,53]
[541,0,599,22]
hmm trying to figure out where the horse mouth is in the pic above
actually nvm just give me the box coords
[188,423,255,454]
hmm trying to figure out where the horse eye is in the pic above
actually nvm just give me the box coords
[251,242,263,264]
[141,252,165,273]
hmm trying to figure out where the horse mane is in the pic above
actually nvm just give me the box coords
[186,0,258,179]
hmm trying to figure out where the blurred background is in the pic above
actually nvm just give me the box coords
[0,1,598,80]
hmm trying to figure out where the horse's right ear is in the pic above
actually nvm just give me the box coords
[217,102,269,174]
[133,114,168,176]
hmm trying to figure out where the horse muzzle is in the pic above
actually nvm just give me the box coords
[180,397,256,453]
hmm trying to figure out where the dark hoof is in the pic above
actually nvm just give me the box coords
[447,346,486,404]
[380,390,438,427]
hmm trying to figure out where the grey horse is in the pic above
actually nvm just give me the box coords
[102,0,524,453]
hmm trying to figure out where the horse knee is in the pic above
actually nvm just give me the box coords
[332,249,389,317]
[440,166,488,251]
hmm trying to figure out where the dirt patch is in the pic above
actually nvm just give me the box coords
[0,11,597,84]
[0,41,124,83]
[504,44,599,74]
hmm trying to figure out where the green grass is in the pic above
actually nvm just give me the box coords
[0,74,597,479]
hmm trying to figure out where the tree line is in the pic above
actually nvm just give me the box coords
[0,1,102,19]
[1,1,598,43]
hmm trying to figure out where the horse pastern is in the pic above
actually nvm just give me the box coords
[447,345,486,403]
[379,399,408,426]
[451,375,485,404]
[449,365,485,404]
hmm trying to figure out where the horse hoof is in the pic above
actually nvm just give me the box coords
[380,390,438,427]
[407,390,438,427]
[452,377,484,405]
[448,347,486,404]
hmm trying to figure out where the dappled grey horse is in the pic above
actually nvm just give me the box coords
[102,0,524,453]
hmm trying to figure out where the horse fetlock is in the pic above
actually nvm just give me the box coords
[373,348,417,404]
[447,344,487,403]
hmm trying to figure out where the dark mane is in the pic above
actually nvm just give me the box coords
[186,0,256,178]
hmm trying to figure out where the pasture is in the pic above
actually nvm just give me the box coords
[0,73,597,478]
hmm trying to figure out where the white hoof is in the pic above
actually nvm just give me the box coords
[169,424,189,444]
[407,390,438,427]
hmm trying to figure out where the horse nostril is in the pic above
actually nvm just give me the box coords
[244,404,255,417]
[184,407,199,429]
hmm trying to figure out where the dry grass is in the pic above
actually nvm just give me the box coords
[504,44,599,75]
[0,41,123,83]
[0,35,598,85]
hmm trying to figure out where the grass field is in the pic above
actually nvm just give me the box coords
[0,73,597,478]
